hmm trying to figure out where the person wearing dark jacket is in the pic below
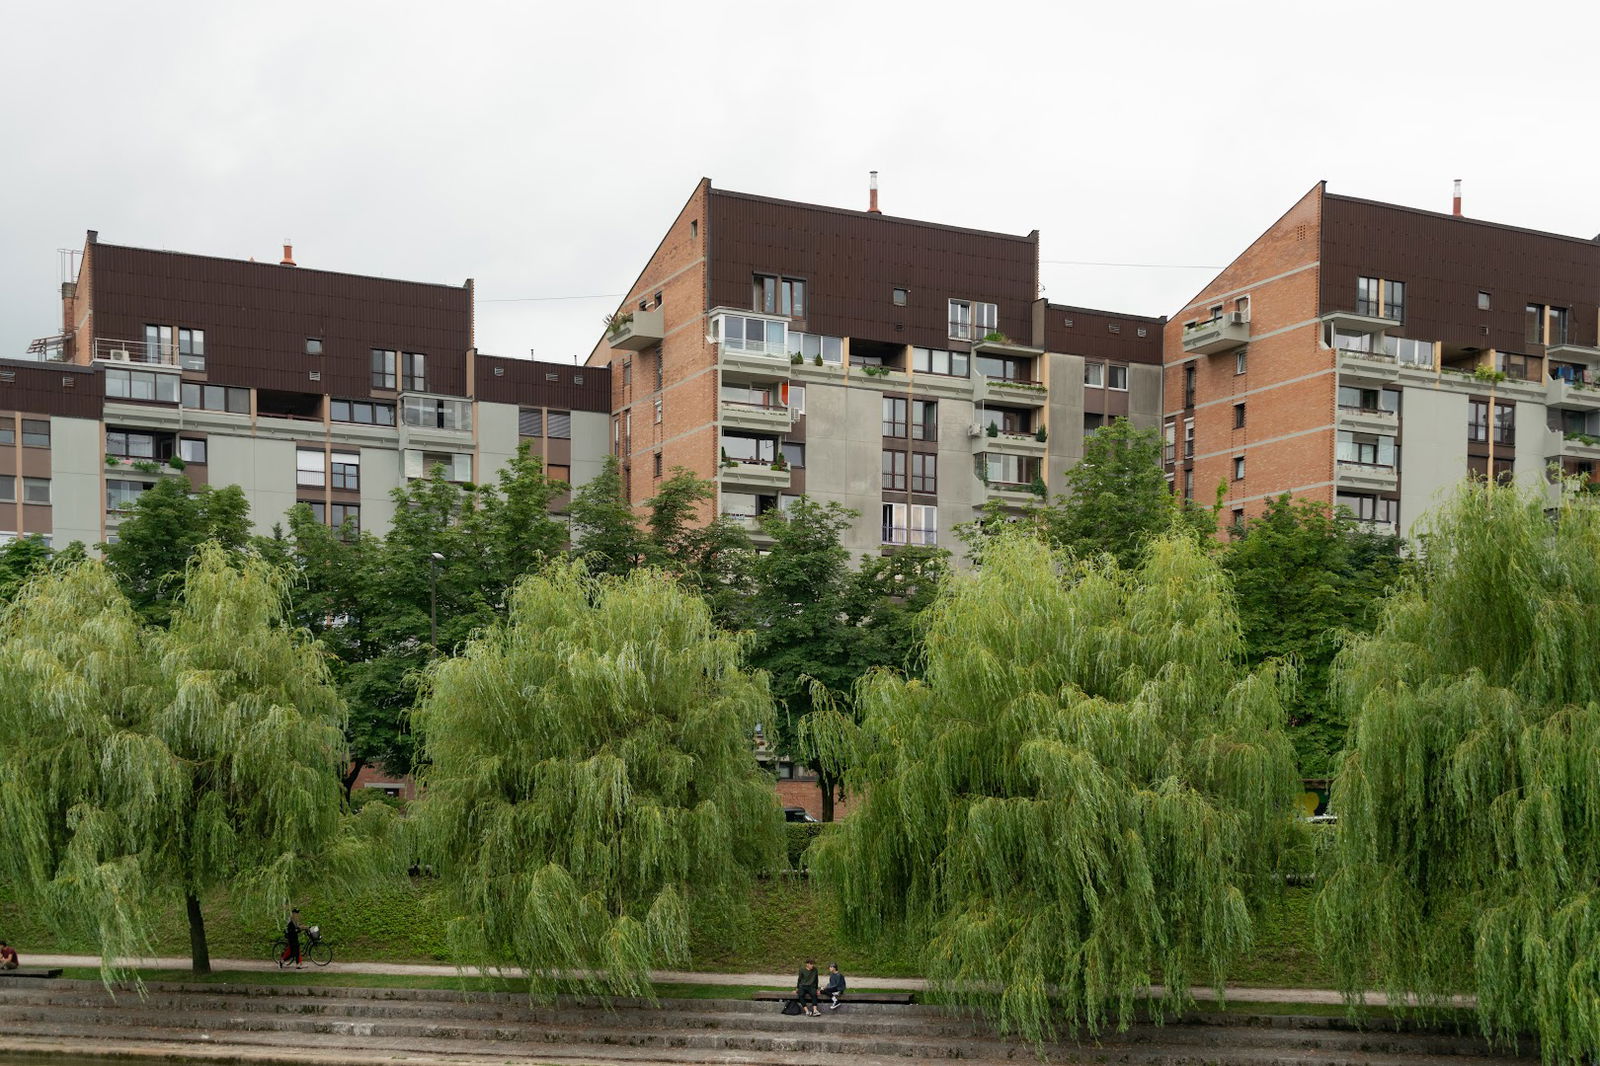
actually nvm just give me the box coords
[281,909,303,969]
[796,959,821,1017]
[824,962,846,1009]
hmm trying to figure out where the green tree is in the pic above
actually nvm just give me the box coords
[1039,418,1211,567]
[643,466,753,625]
[567,455,647,577]
[103,477,251,624]
[812,534,1300,1041]
[0,546,358,974]
[845,544,948,678]
[1318,484,1600,1064]
[478,442,569,585]
[409,564,782,999]
[1220,494,1407,774]
[0,534,85,604]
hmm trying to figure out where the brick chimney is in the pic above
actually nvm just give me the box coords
[868,171,880,214]
[281,240,296,266]
[1452,179,1462,217]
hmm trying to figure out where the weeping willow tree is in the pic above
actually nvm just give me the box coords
[0,545,361,975]
[809,533,1300,1041]
[1319,483,1600,1063]
[408,564,783,998]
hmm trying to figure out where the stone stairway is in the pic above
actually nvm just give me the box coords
[0,979,1537,1066]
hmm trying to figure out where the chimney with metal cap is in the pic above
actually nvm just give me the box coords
[868,171,880,214]
[1452,179,1462,217]
[281,240,296,266]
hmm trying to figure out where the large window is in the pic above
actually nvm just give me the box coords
[1337,493,1398,528]
[1383,280,1405,321]
[788,332,843,364]
[882,450,907,490]
[1108,364,1128,390]
[1357,276,1403,320]
[715,314,787,357]
[882,396,908,438]
[1338,430,1397,467]
[402,396,471,431]
[296,448,325,487]
[330,503,360,539]
[721,434,775,464]
[1384,336,1433,366]
[911,347,969,377]
[518,408,543,436]
[882,503,937,546]
[145,324,174,364]
[755,275,807,318]
[178,328,205,371]
[912,400,937,442]
[1355,277,1381,317]
[780,442,805,469]
[106,430,165,460]
[331,452,360,490]
[22,420,50,448]
[105,368,180,403]
[179,438,207,464]
[547,410,571,438]
[106,479,146,511]
[331,399,396,426]
[985,453,1034,485]
[975,354,1034,382]
[1338,385,1400,413]
[1084,362,1104,387]
[371,349,397,390]
[1527,304,1570,346]
[0,478,12,502]
[0,424,13,446]
[911,452,937,493]
[181,383,249,414]
[21,478,49,504]
[949,299,998,341]
[401,352,427,392]
[404,451,471,482]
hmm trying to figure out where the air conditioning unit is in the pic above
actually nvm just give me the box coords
[967,424,984,438]
[1227,311,1247,325]
[107,349,131,362]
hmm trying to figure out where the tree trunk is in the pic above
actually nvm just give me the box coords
[185,892,210,974]
[819,771,836,823]
[342,757,367,800]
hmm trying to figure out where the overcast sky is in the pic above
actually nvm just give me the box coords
[3,0,1595,366]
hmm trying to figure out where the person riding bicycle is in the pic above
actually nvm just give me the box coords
[282,909,303,968]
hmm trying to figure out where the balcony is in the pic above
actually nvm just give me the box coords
[1553,431,1600,463]
[720,399,791,433]
[1336,348,1400,385]
[718,458,792,491]
[1336,404,1399,435]
[1181,312,1250,356]
[978,377,1049,406]
[607,309,664,352]
[973,429,1048,458]
[984,482,1044,508]
[1335,462,1398,493]
[93,337,179,367]
[1321,310,1395,337]
[1548,342,1600,364]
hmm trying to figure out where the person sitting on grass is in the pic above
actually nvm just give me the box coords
[824,962,846,1009]
[0,941,18,970]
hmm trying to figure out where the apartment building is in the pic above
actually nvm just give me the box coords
[8,232,608,547]
[1165,183,1600,537]
[587,179,1163,559]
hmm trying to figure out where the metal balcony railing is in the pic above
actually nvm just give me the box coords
[93,338,179,366]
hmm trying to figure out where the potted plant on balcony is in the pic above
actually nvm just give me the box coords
[720,448,736,469]
[986,423,999,438]
[772,452,789,472]
[813,353,823,366]
[131,459,160,474]
[604,311,634,338]
[981,331,1010,344]
[1028,473,1048,498]
[1035,425,1048,443]
[790,352,803,365]
[167,456,186,471]
[105,454,121,466]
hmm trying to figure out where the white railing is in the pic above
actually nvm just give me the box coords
[93,337,179,366]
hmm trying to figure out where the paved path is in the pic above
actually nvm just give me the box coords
[21,953,1477,1008]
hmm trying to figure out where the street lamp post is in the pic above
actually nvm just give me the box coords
[429,552,444,650]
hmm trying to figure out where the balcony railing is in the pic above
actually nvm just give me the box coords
[93,337,179,367]
[882,525,938,546]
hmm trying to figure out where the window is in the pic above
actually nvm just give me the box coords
[882,396,908,438]
[1530,304,1567,346]
[105,430,159,459]
[547,410,571,438]
[690,220,698,238]
[301,501,326,523]
[912,400,937,442]
[1385,336,1434,367]
[948,299,998,341]
[1107,365,1128,391]
[653,452,663,478]
[1183,365,1196,407]
[1235,350,1247,375]
[722,434,775,464]
[21,420,49,448]
[1233,403,1246,428]
[893,288,907,306]
[882,450,907,490]
[1183,468,1195,500]
[0,478,12,502]
[1468,400,1488,444]
[1163,421,1176,464]
[179,438,207,464]
[330,399,396,426]
[331,452,360,490]
[1231,508,1245,530]
[404,451,472,481]
[755,275,807,317]
[882,503,937,546]
[911,347,969,377]
[22,478,50,505]
[976,354,1033,382]
[1232,456,1245,480]
[177,328,205,371]
[788,331,843,364]
[0,425,12,446]
[653,398,662,424]
[1357,276,1404,320]
[1382,280,1405,321]
[715,314,787,356]
[371,349,397,389]
[400,352,427,392]
[781,442,805,469]
[1084,362,1104,387]
[1550,307,1569,346]
[519,408,543,436]
[145,324,173,363]
[402,396,471,431]
[105,368,180,403]
[985,453,1037,486]
[330,503,360,538]
[1337,493,1398,528]
[1084,412,1104,433]
[1338,431,1397,467]
[1356,277,1381,317]
[653,353,664,390]
[549,464,570,483]
[297,448,325,487]
[787,384,806,414]
[1494,401,1516,445]
[1339,385,1400,413]
[181,383,249,413]
[106,479,146,511]
[911,452,937,493]
[1235,296,1251,321]
[1183,418,1195,459]
[305,338,323,356]
[1477,292,1491,311]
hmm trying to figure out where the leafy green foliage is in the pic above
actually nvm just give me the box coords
[1319,484,1600,1063]
[0,546,371,976]
[103,478,251,624]
[409,564,783,1000]
[1220,494,1409,774]
[566,454,647,577]
[643,466,753,625]
[813,534,1300,1041]
[0,533,84,604]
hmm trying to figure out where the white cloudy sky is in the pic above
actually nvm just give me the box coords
[2,0,1595,366]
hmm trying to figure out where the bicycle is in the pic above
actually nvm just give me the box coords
[272,925,333,968]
